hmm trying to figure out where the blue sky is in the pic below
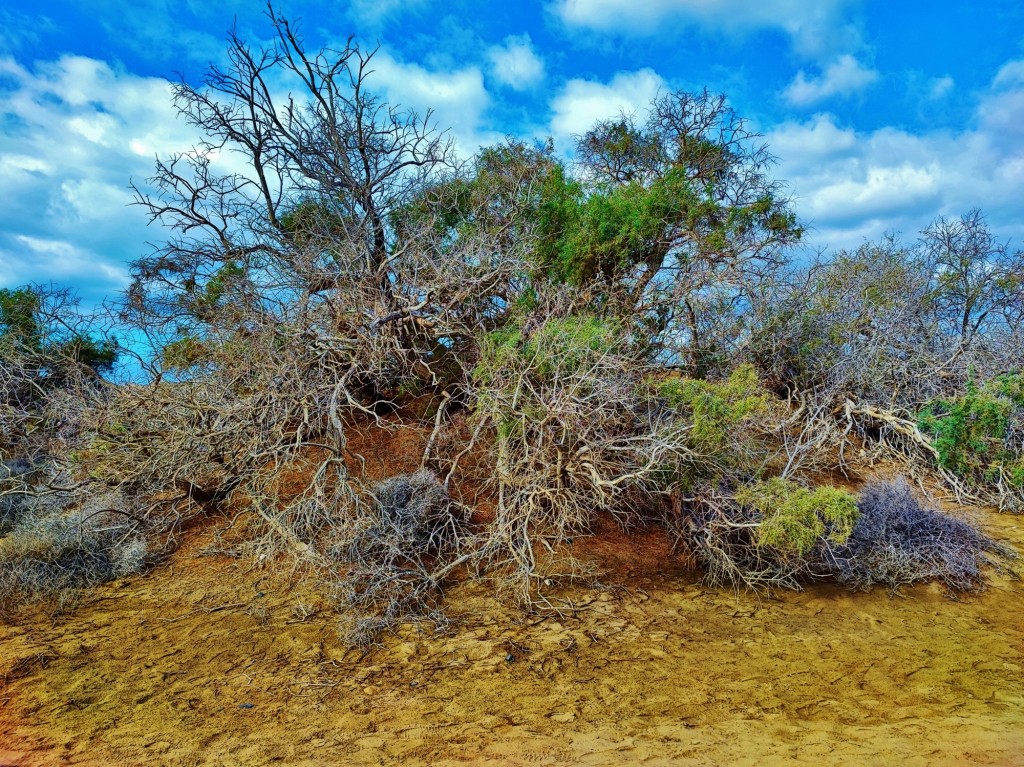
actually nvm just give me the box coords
[1,1,1023,308]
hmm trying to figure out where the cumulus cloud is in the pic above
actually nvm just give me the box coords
[487,35,545,91]
[768,62,1024,249]
[550,0,860,60]
[548,68,665,149]
[783,55,879,106]
[0,54,204,302]
[368,52,495,154]
[0,45,497,306]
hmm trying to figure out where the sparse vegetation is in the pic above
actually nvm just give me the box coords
[0,8,1020,642]
[0,503,148,617]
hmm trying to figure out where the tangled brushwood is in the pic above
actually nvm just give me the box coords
[0,8,1021,640]
[332,470,470,645]
[826,480,1014,592]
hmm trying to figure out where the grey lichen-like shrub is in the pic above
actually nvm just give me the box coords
[823,479,1014,592]
[332,470,468,646]
[0,506,149,616]
[0,458,37,535]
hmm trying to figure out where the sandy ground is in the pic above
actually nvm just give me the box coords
[0,510,1022,766]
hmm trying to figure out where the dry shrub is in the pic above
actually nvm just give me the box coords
[673,477,1014,594]
[824,479,1016,592]
[0,458,36,535]
[671,488,823,591]
[470,304,697,603]
[331,470,469,645]
[0,501,148,616]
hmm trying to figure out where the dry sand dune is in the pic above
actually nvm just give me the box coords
[1,511,1022,766]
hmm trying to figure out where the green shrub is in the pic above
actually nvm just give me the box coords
[658,364,770,450]
[917,375,1024,488]
[656,364,775,488]
[736,478,859,557]
[476,315,623,384]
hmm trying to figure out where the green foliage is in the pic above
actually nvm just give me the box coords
[0,288,42,347]
[736,478,859,556]
[161,336,211,372]
[472,314,630,460]
[918,376,1024,486]
[397,139,566,263]
[475,315,622,387]
[533,167,799,289]
[179,261,247,319]
[57,337,118,375]
[0,285,116,377]
[473,326,524,388]
[994,372,1024,408]
[524,315,623,379]
[658,364,770,451]
[201,261,245,309]
[534,163,584,280]
[656,364,774,487]
[541,170,690,284]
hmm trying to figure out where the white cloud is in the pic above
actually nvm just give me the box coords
[768,62,1024,249]
[3,235,129,287]
[993,59,1024,90]
[0,55,205,301]
[927,75,955,100]
[769,112,858,158]
[487,35,545,91]
[57,180,134,223]
[0,154,53,176]
[550,0,860,59]
[349,0,427,26]
[368,51,495,155]
[548,69,665,149]
[783,55,879,106]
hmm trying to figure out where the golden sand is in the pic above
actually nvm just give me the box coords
[1,512,1022,766]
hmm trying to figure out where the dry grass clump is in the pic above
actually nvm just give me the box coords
[825,479,1016,592]
[0,498,148,616]
[332,470,470,646]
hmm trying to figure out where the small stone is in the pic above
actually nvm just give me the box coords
[550,712,576,723]
[505,653,515,663]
